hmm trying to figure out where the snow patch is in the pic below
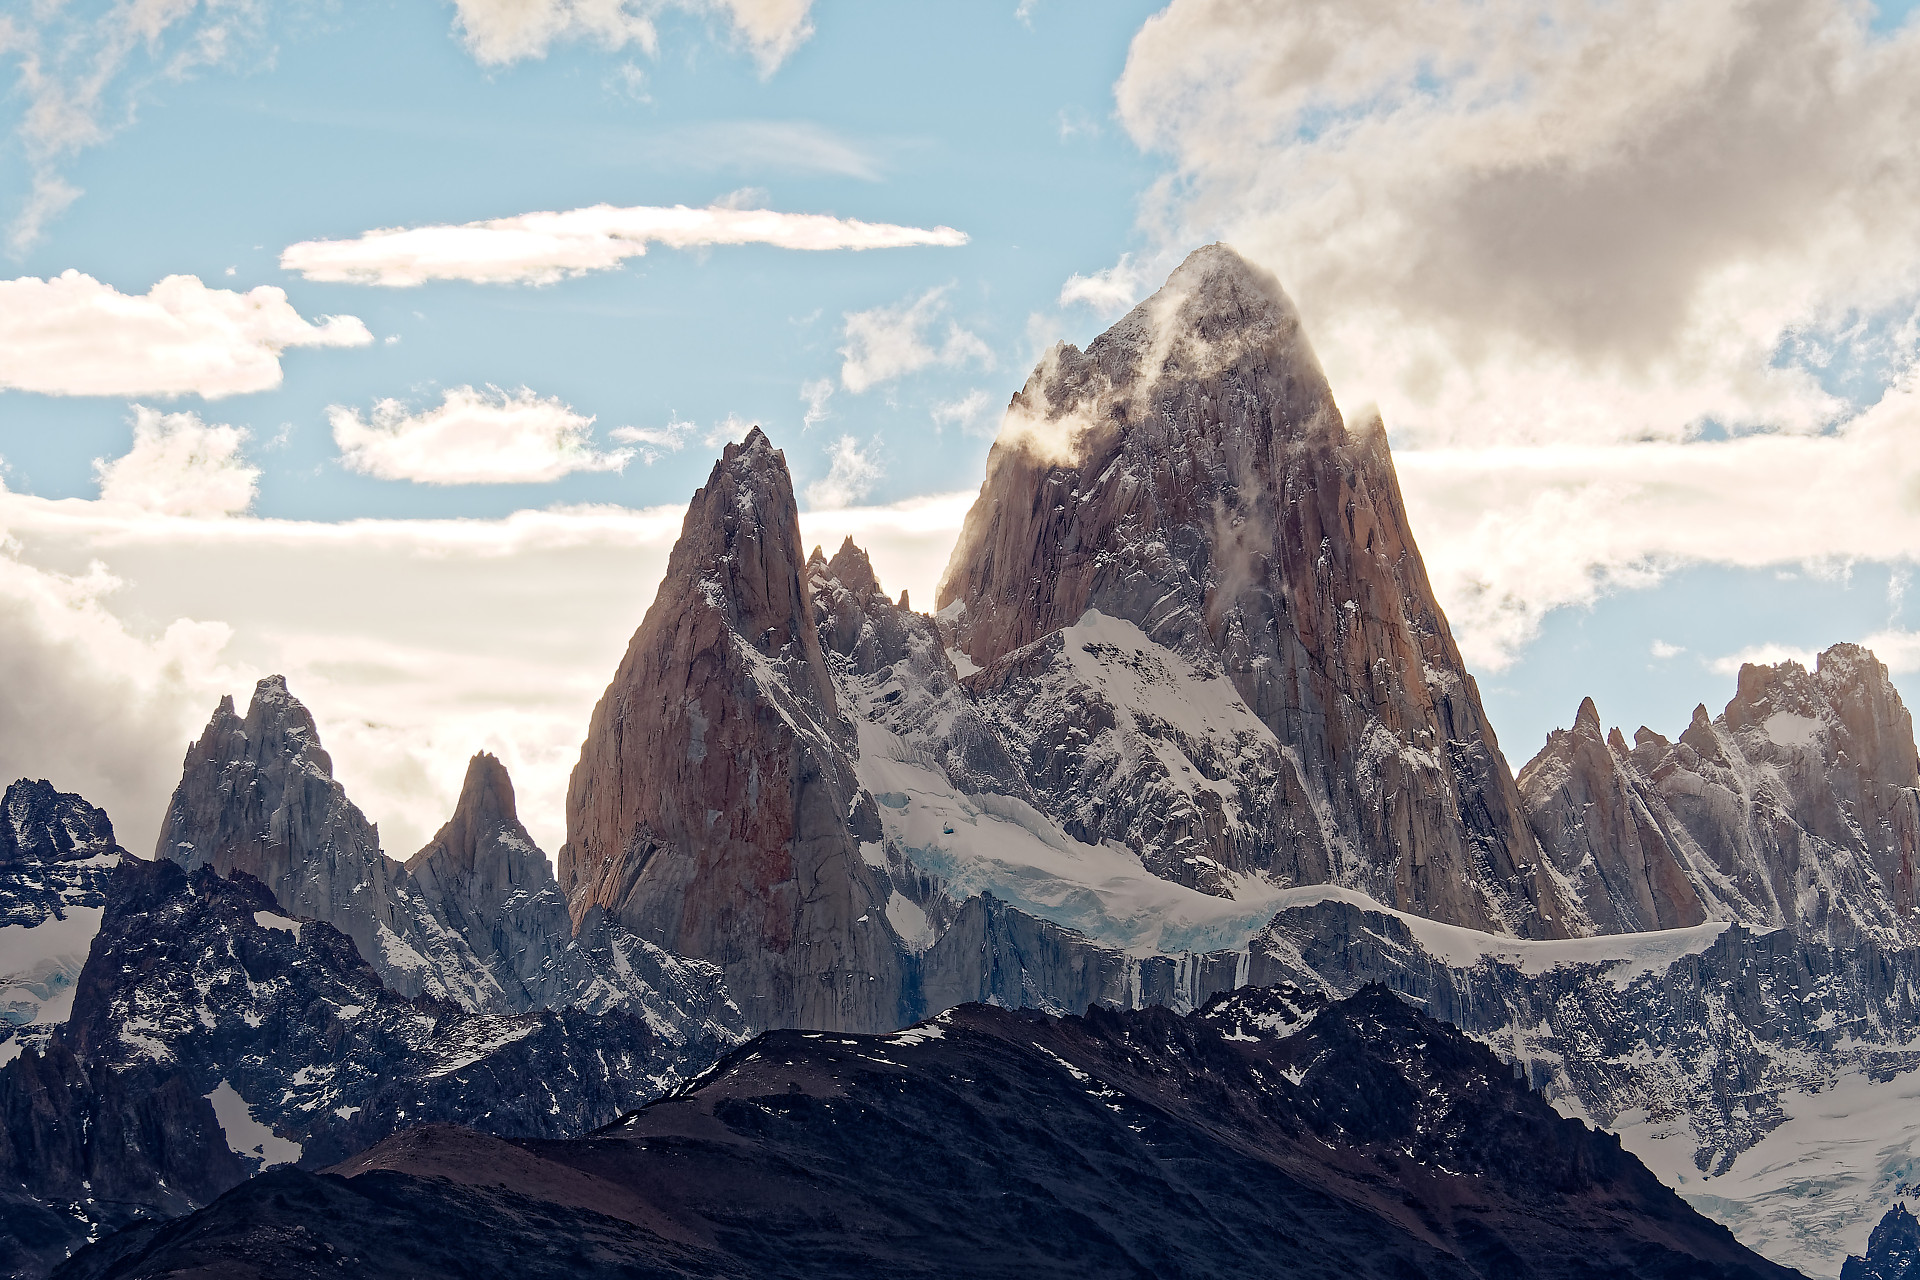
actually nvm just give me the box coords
[207,1080,303,1168]
[252,911,302,942]
[1764,712,1822,748]
[884,891,935,951]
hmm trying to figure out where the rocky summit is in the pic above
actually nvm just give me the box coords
[938,245,1567,938]
[53,986,1794,1280]
[1521,643,1920,947]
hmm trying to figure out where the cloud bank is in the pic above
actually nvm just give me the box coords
[282,204,968,287]
[331,386,635,485]
[1102,0,1920,667]
[0,272,371,398]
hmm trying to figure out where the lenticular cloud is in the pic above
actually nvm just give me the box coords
[281,203,970,287]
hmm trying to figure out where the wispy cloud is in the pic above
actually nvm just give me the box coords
[0,271,370,398]
[609,414,754,463]
[452,0,815,75]
[806,434,883,507]
[330,386,635,484]
[840,286,993,394]
[282,204,968,287]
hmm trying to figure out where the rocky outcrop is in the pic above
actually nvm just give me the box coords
[0,780,124,930]
[1518,699,1707,934]
[1,779,127,1038]
[406,752,743,1042]
[1844,1205,1920,1280]
[0,855,736,1276]
[937,244,1567,938]
[1522,644,1920,947]
[156,677,500,1006]
[159,684,745,1043]
[560,430,905,1033]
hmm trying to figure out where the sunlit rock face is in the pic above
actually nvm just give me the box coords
[559,429,906,1033]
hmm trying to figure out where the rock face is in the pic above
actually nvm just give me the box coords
[58,986,1795,1280]
[160,682,745,1042]
[1521,644,1920,946]
[0,856,736,1277]
[1844,1205,1920,1280]
[407,753,743,1040]
[937,244,1566,938]
[157,677,499,1006]
[0,779,127,1037]
[1518,699,1707,934]
[560,430,905,1033]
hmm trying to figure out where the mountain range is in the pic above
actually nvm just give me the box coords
[2,244,1916,1277]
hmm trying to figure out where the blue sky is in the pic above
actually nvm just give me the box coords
[2,0,1918,854]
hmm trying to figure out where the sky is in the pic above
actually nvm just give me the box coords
[2,0,1919,860]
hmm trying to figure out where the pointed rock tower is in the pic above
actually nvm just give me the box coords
[938,244,1568,937]
[560,429,905,1032]
[1516,698,1706,934]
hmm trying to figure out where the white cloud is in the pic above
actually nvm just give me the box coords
[608,413,755,463]
[1392,369,1920,670]
[281,203,967,288]
[94,408,259,518]
[0,272,370,399]
[805,435,882,508]
[840,286,994,394]
[799,378,834,430]
[1708,643,1821,677]
[331,386,634,485]
[1113,0,1920,449]
[451,0,814,74]
[1649,639,1685,660]
[1058,252,1159,316]
[931,388,995,436]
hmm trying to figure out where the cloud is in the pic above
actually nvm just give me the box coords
[281,204,967,287]
[1649,640,1685,660]
[0,272,370,398]
[1112,0,1920,449]
[608,413,755,463]
[647,121,884,181]
[1390,369,1920,670]
[1707,642,1821,677]
[805,435,883,508]
[840,286,994,393]
[0,2,264,248]
[799,379,833,430]
[0,434,970,857]
[1058,254,1163,317]
[94,408,259,518]
[330,386,634,485]
[931,388,996,435]
[451,0,815,74]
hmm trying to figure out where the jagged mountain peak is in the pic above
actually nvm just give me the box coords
[1844,1202,1920,1280]
[1,779,122,866]
[405,752,524,880]
[824,535,879,598]
[1574,696,1603,735]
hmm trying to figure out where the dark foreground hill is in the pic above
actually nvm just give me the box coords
[57,984,1799,1280]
